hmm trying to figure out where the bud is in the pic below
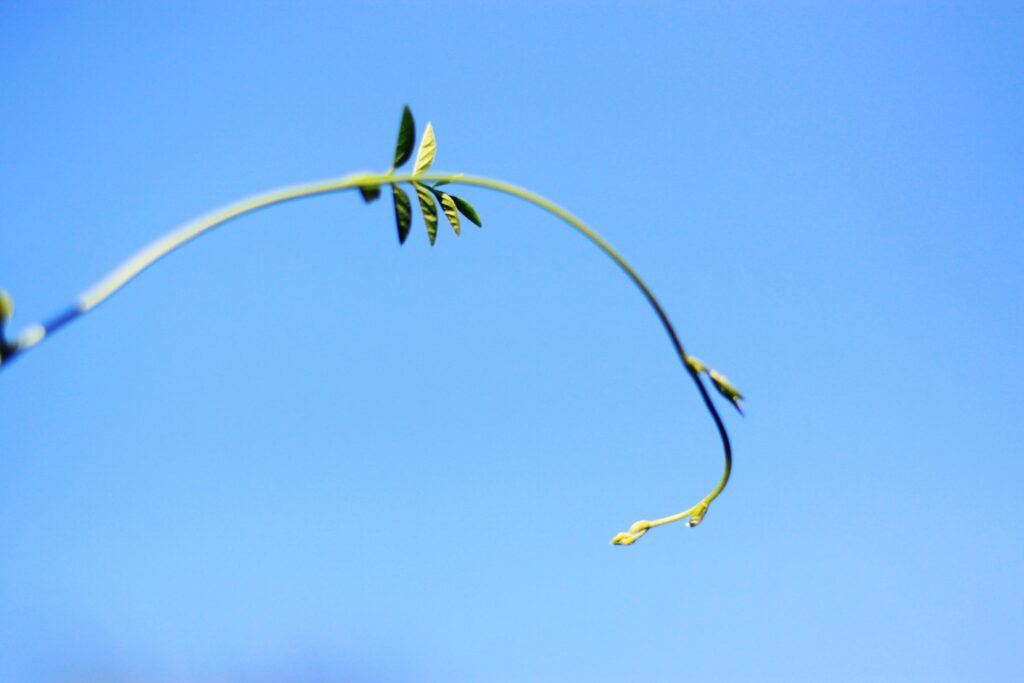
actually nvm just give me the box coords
[685,355,707,374]
[708,369,744,414]
[610,520,650,546]
[686,502,709,528]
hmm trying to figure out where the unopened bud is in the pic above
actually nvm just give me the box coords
[686,502,709,528]
[708,369,744,413]
[685,355,707,374]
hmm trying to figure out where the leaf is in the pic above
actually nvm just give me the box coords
[392,185,412,245]
[0,290,13,324]
[708,369,744,414]
[438,192,461,236]
[414,183,439,246]
[393,106,415,169]
[427,186,461,236]
[413,123,436,176]
[358,185,381,203]
[452,195,482,227]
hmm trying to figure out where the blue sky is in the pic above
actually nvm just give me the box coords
[1,2,1022,682]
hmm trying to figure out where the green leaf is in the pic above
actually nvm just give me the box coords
[414,183,439,246]
[452,195,482,227]
[358,185,381,203]
[708,369,744,414]
[413,123,436,176]
[392,185,412,245]
[438,192,461,236]
[427,186,461,236]
[393,106,415,169]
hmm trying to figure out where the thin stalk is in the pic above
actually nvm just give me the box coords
[0,171,732,544]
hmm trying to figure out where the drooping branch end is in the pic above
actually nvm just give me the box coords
[611,520,651,546]
[611,500,714,546]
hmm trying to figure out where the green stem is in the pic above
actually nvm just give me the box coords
[0,171,732,544]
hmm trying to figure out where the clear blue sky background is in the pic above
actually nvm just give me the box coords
[1,2,1022,682]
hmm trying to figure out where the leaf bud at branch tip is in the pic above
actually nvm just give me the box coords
[687,502,709,528]
[686,353,745,414]
[685,355,707,375]
[708,369,744,414]
[610,520,651,546]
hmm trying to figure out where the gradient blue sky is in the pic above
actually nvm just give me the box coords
[1,2,1022,682]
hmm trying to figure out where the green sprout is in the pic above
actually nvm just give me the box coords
[0,106,743,545]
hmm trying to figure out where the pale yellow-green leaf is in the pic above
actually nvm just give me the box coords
[414,183,439,245]
[437,191,460,236]
[413,123,436,176]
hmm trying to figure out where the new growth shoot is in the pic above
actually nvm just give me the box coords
[0,107,744,545]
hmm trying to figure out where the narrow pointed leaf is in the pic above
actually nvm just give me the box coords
[452,195,482,227]
[393,106,415,169]
[427,186,461,236]
[412,123,436,176]
[358,185,381,203]
[438,192,461,236]
[414,183,439,246]
[392,185,412,245]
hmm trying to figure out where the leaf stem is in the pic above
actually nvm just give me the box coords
[0,171,732,544]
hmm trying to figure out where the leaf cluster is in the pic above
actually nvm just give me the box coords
[360,106,482,246]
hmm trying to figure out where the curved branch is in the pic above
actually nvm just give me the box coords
[0,171,733,544]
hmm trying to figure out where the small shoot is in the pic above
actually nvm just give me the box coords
[686,355,744,414]
[434,190,461,236]
[708,369,744,415]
